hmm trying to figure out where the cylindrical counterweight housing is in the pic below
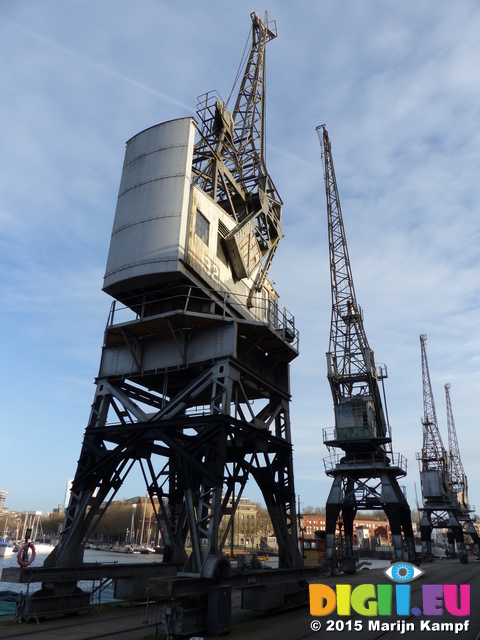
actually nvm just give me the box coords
[103,117,195,301]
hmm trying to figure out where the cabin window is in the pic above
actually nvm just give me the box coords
[195,210,210,246]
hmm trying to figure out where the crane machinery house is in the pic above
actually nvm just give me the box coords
[103,117,285,349]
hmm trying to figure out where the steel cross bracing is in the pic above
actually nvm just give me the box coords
[191,12,282,305]
[416,334,471,562]
[317,125,416,569]
[46,302,301,572]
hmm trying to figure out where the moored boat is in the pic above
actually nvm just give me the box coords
[0,540,13,558]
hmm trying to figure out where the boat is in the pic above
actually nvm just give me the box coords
[0,540,13,558]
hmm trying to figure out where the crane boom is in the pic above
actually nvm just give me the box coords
[419,334,448,474]
[230,11,276,189]
[445,383,468,506]
[317,125,388,444]
[192,12,282,303]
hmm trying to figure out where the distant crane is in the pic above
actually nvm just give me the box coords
[317,125,415,571]
[416,335,467,562]
[414,481,422,525]
[445,383,467,507]
[444,383,479,558]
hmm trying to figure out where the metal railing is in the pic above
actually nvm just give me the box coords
[323,452,407,475]
[105,283,299,351]
[16,570,104,623]
[323,426,387,443]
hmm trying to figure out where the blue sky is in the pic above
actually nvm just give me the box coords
[2,1,480,518]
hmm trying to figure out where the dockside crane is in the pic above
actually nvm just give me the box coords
[414,481,422,526]
[416,335,468,562]
[317,125,416,571]
[445,382,479,558]
[31,13,303,626]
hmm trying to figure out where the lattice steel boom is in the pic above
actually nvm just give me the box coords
[192,12,282,305]
[445,383,467,503]
[420,334,448,474]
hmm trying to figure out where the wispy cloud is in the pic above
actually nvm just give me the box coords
[6,18,194,113]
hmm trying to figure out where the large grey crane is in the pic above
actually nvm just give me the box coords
[32,14,303,626]
[317,125,415,571]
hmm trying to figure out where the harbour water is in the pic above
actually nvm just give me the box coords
[0,548,278,603]
[0,548,161,602]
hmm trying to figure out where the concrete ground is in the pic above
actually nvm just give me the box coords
[0,559,478,640]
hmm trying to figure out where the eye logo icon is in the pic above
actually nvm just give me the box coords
[384,562,424,583]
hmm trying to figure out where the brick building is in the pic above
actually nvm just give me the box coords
[301,513,392,546]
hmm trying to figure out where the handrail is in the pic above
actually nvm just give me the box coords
[104,283,299,350]
[17,569,103,623]
[323,452,407,474]
[323,427,392,443]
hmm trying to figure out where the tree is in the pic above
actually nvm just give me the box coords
[255,504,275,543]
[41,513,65,537]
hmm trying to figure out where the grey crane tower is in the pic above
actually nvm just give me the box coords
[317,125,416,572]
[416,334,468,562]
[445,382,479,558]
[46,11,302,583]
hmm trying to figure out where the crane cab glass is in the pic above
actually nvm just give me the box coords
[335,398,377,439]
